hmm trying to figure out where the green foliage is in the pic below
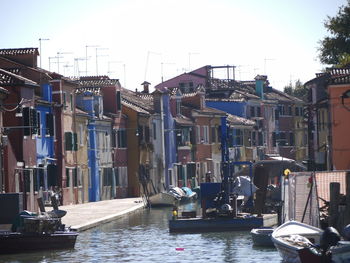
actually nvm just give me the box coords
[283,79,308,102]
[318,1,350,66]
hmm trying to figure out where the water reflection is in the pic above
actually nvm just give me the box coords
[0,204,281,263]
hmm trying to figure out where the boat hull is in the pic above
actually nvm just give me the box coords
[149,192,179,207]
[273,237,303,263]
[0,231,78,254]
[169,214,277,233]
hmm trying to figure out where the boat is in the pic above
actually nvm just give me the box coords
[149,191,180,207]
[271,220,324,263]
[0,230,78,254]
[169,213,277,233]
[181,187,197,202]
[0,209,78,254]
[251,227,274,247]
[169,187,186,200]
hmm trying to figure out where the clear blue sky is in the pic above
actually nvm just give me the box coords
[0,0,347,91]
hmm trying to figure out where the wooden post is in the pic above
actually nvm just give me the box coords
[329,182,340,229]
[345,172,350,226]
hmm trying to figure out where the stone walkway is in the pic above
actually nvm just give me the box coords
[60,198,145,232]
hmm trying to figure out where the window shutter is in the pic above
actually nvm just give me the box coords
[73,133,78,151]
[46,113,54,136]
[112,130,117,148]
[116,91,121,111]
[23,107,30,136]
[37,112,41,136]
[65,132,73,151]
[30,108,38,135]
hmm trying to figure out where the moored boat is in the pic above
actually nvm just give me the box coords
[0,205,78,255]
[0,230,78,254]
[271,220,323,263]
[180,187,197,203]
[149,191,180,207]
[251,227,274,247]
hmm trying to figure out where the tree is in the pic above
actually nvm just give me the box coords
[318,1,350,66]
[283,79,308,102]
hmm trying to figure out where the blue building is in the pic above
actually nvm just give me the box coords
[35,83,56,197]
[75,88,100,202]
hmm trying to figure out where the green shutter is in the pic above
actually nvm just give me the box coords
[73,133,78,151]
[65,132,73,151]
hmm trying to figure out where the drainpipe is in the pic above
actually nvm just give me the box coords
[160,95,167,190]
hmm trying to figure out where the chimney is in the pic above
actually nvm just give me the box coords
[254,75,267,99]
[141,81,150,94]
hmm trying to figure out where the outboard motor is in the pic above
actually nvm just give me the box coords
[320,227,341,251]
[343,224,350,241]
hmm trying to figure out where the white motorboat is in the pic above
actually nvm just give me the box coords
[148,192,180,207]
[271,220,323,263]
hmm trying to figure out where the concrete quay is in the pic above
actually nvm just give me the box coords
[60,198,145,232]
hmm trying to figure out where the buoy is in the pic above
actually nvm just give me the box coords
[175,248,184,251]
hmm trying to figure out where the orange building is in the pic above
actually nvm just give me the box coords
[328,76,350,170]
[306,68,350,171]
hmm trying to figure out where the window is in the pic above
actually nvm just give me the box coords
[196,125,201,144]
[66,168,70,187]
[288,106,292,116]
[23,107,39,136]
[278,105,285,116]
[295,106,300,116]
[275,109,280,120]
[63,92,67,109]
[30,108,38,135]
[203,126,209,143]
[257,107,261,117]
[278,132,287,146]
[79,124,84,146]
[46,113,54,136]
[70,94,74,111]
[234,129,243,146]
[145,126,150,143]
[65,132,77,151]
[250,106,255,117]
[37,112,41,136]
[258,132,263,146]
[153,123,157,140]
[116,91,121,111]
[65,132,73,151]
[289,132,294,146]
[117,129,127,148]
[73,168,78,187]
[211,126,217,143]
[23,107,30,136]
[176,99,181,115]
[252,131,257,146]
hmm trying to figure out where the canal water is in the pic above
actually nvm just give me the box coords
[0,203,282,263]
